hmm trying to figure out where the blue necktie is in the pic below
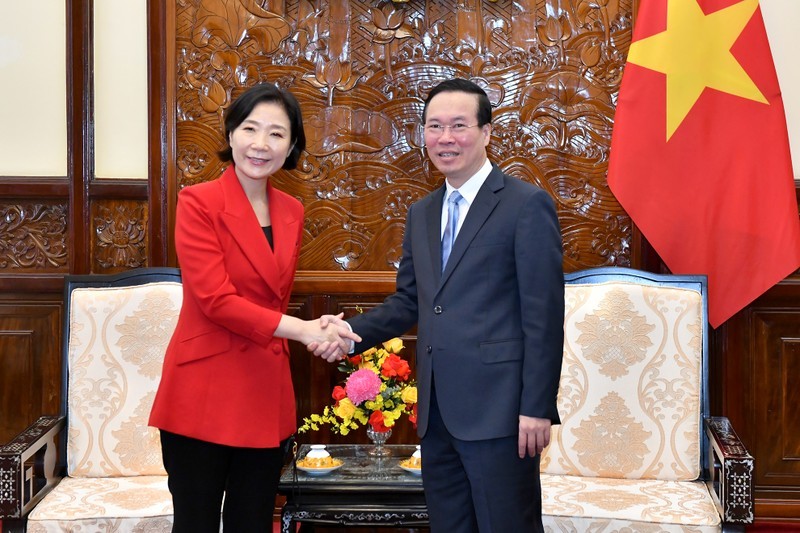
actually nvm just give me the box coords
[441,190,463,272]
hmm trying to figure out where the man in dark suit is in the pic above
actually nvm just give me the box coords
[317,78,564,532]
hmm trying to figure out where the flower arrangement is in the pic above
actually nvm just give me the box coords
[299,337,418,435]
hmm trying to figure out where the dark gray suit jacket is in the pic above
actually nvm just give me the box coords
[349,165,564,441]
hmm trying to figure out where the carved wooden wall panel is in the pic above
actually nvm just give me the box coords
[90,200,150,273]
[0,202,68,273]
[750,301,800,509]
[0,303,61,443]
[175,0,635,272]
[713,280,800,519]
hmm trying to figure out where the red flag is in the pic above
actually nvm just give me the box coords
[608,0,800,327]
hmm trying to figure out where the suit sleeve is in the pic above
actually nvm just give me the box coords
[516,189,564,424]
[175,186,284,345]
[348,205,419,351]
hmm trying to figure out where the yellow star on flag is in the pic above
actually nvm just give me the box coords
[627,0,767,140]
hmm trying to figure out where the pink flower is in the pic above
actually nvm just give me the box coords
[345,369,382,405]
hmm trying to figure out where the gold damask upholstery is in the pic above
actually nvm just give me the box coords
[0,269,182,531]
[540,268,753,532]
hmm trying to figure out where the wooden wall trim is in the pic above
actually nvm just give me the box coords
[67,0,92,275]
[293,271,397,294]
[147,0,177,267]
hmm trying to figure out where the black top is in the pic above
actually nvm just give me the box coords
[262,226,273,250]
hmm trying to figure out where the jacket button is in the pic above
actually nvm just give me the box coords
[426,346,432,353]
[272,344,282,354]
[433,305,442,314]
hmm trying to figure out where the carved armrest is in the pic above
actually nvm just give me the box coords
[0,415,65,521]
[704,416,754,525]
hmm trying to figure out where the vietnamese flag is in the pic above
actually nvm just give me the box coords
[608,0,800,328]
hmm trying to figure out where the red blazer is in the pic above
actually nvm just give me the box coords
[150,166,304,448]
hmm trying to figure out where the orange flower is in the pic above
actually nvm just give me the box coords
[332,385,346,402]
[409,404,418,428]
[349,354,362,366]
[369,410,390,432]
[381,353,410,381]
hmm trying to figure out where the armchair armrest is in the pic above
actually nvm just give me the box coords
[0,415,64,521]
[704,416,754,525]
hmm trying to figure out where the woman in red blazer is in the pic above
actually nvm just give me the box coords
[149,84,358,532]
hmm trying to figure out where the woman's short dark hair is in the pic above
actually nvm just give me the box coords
[422,78,492,127]
[217,83,306,170]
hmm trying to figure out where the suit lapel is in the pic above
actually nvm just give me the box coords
[426,186,447,281]
[218,167,284,298]
[268,182,301,292]
[439,167,504,286]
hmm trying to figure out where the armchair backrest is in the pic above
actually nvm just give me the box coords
[541,267,708,482]
[62,268,182,478]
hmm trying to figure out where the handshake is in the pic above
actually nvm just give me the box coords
[301,313,360,363]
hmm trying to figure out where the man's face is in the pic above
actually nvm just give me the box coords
[424,91,491,186]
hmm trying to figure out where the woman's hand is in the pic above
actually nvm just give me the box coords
[302,313,360,362]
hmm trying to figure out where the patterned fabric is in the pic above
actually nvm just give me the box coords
[542,281,703,482]
[540,280,715,530]
[27,476,173,532]
[28,282,183,531]
[541,473,720,531]
[66,283,182,477]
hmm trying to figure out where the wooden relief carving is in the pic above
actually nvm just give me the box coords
[0,203,68,271]
[176,0,633,272]
[91,201,149,272]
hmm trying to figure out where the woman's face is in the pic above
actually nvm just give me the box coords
[229,101,293,184]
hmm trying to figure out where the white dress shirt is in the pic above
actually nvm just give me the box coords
[441,159,493,241]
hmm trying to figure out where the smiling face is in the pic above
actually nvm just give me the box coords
[423,90,491,188]
[229,101,294,185]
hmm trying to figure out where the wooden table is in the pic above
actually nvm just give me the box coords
[278,444,427,532]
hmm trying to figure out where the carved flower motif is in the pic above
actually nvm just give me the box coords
[361,3,414,45]
[303,58,360,104]
[192,0,291,53]
[572,392,652,476]
[576,288,654,379]
[95,205,147,269]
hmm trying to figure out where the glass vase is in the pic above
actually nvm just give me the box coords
[366,426,392,457]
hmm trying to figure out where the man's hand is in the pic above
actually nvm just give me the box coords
[518,415,551,458]
[305,313,360,362]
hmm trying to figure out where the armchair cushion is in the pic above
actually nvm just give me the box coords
[541,474,720,531]
[538,269,752,531]
[16,271,184,532]
[66,283,181,478]
[26,476,172,532]
[542,281,703,481]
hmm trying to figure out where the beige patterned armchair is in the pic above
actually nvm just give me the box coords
[0,268,182,532]
[541,267,753,532]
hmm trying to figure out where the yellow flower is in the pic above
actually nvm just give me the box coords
[299,335,417,435]
[362,347,377,357]
[334,398,357,420]
[382,409,402,427]
[354,408,368,424]
[383,337,404,352]
[365,395,385,411]
[361,360,378,373]
[401,386,417,404]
